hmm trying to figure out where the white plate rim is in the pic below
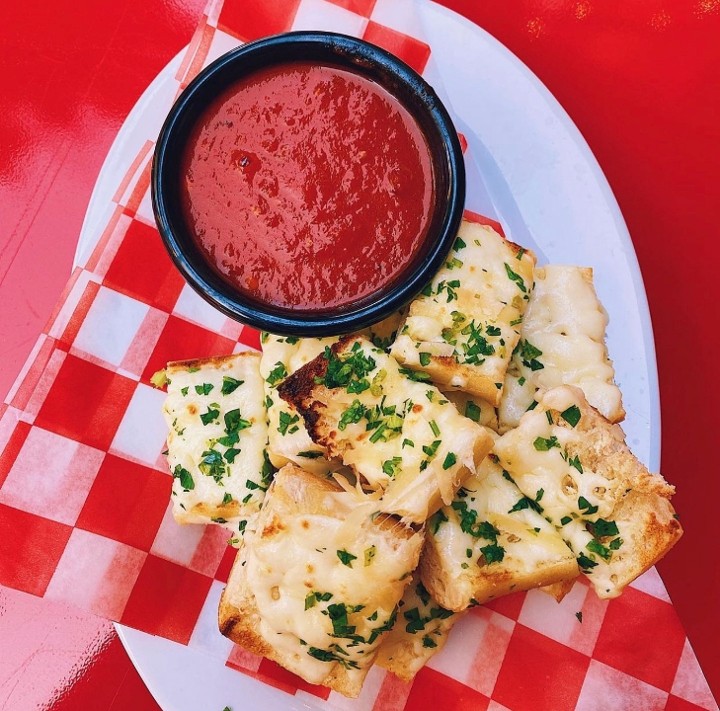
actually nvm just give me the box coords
[74,3,661,709]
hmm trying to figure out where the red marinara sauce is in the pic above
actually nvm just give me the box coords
[180,61,434,312]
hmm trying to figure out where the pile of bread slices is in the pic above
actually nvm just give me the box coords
[155,219,682,698]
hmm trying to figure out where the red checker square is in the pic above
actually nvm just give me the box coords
[326,0,377,17]
[141,316,236,385]
[76,454,171,551]
[362,22,431,75]
[257,658,331,700]
[0,419,31,488]
[120,554,213,645]
[218,0,301,41]
[665,696,716,711]
[34,354,136,451]
[103,219,185,312]
[403,667,490,711]
[238,326,262,353]
[492,624,590,711]
[481,590,527,621]
[44,528,147,621]
[593,587,686,692]
[214,544,239,583]
[0,504,72,596]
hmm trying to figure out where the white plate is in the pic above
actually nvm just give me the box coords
[76,2,660,709]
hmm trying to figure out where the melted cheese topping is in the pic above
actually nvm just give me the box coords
[391,221,535,400]
[245,471,423,683]
[429,441,575,608]
[374,575,457,677]
[498,265,623,431]
[493,387,629,594]
[311,337,489,523]
[261,334,336,475]
[162,353,270,534]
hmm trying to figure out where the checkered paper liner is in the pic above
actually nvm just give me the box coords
[0,1,716,709]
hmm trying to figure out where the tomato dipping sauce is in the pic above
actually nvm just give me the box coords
[180,61,434,312]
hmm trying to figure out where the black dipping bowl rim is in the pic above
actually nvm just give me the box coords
[152,31,465,337]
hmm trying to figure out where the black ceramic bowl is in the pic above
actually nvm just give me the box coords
[152,31,465,337]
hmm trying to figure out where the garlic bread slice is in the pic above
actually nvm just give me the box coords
[278,336,493,523]
[499,265,624,432]
[160,352,272,533]
[390,220,535,405]
[493,385,681,598]
[218,464,423,698]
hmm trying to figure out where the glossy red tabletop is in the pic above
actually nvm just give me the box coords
[1,0,717,708]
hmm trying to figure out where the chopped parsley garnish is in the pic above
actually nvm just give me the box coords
[265,361,288,387]
[481,543,505,564]
[199,449,226,483]
[422,635,438,648]
[465,400,481,422]
[173,465,194,491]
[560,515,573,526]
[446,257,464,270]
[587,539,612,561]
[431,509,448,534]
[578,553,598,571]
[297,450,323,459]
[200,405,220,425]
[402,438,415,448]
[223,447,240,463]
[508,489,544,515]
[221,376,244,395]
[442,452,457,470]
[382,457,402,478]
[320,342,376,390]
[337,549,357,567]
[224,409,251,433]
[399,366,432,383]
[504,262,527,292]
[453,236,466,251]
[278,411,300,436]
[222,492,233,505]
[195,382,214,395]
[419,352,431,366]
[533,435,560,451]
[429,419,440,437]
[518,339,544,371]
[180,386,189,396]
[588,518,619,538]
[568,454,584,473]
[338,400,367,431]
[578,496,599,515]
[561,404,582,427]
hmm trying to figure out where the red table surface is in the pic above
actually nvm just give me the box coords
[0,0,717,708]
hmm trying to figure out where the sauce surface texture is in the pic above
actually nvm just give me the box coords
[181,61,434,311]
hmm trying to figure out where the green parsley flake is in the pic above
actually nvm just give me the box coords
[442,452,457,470]
[200,405,220,426]
[337,549,357,567]
[504,262,527,292]
[221,376,244,395]
[266,362,288,387]
[561,404,582,427]
[533,435,560,451]
[278,410,300,436]
[419,352,431,366]
[173,465,194,491]
[465,400,481,422]
[195,383,214,395]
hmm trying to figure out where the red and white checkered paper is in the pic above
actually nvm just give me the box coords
[0,1,716,709]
